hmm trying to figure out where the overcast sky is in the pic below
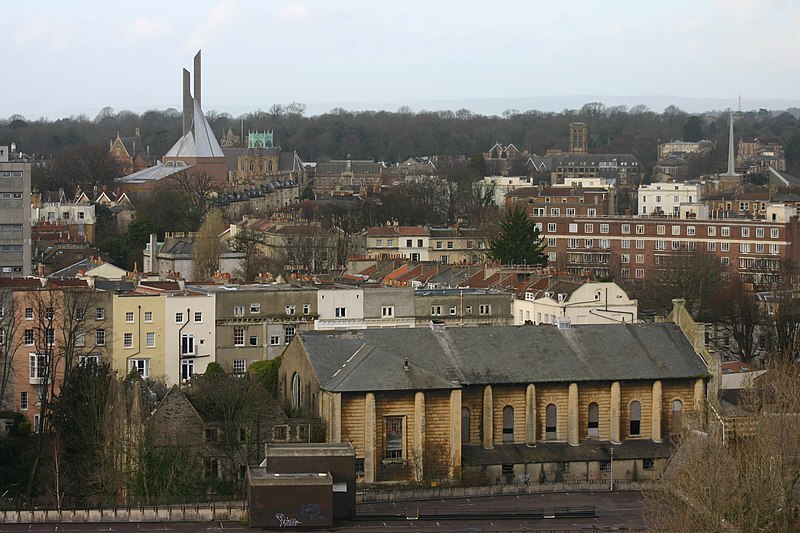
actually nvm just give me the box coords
[2,0,799,120]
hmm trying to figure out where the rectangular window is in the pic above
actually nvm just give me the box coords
[96,307,105,320]
[233,306,244,317]
[96,329,105,346]
[756,227,764,238]
[585,223,594,233]
[233,327,245,347]
[636,224,645,235]
[175,312,183,323]
[621,239,630,249]
[29,353,48,383]
[181,359,194,381]
[655,240,665,250]
[335,307,346,318]
[642,458,655,470]
[194,312,202,322]
[303,304,310,315]
[568,223,578,233]
[741,227,750,237]
[600,239,610,249]
[479,304,491,315]
[75,331,85,347]
[385,417,403,460]
[721,242,730,252]
[126,311,134,323]
[770,244,780,255]
[671,225,680,236]
[431,305,442,316]
[584,239,593,248]
[566,207,576,216]
[281,325,296,346]
[600,224,609,234]
[124,332,133,348]
[550,207,560,216]
[621,254,630,263]
[435,241,442,249]
[449,305,457,315]
[146,332,155,348]
[24,307,33,320]
[249,335,258,347]
[144,311,153,323]
[547,223,557,232]
[548,251,557,261]
[547,237,556,247]
[708,226,716,236]
[129,359,150,378]
[635,268,645,279]
[620,268,630,278]
[181,334,195,355]
[721,227,730,237]
[740,243,751,253]
[687,226,695,236]
[233,359,246,374]
[250,303,261,314]
[567,238,579,249]
[447,241,454,249]
[771,228,780,238]
[707,242,716,251]
[285,305,296,315]
[24,328,34,346]
[20,391,28,410]
[381,306,394,317]
[672,241,680,250]
[587,208,596,217]
[270,335,280,346]
[621,224,630,234]
[657,225,665,235]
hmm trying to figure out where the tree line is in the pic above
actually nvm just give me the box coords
[4,103,800,177]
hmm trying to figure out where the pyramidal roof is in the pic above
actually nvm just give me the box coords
[164,99,224,158]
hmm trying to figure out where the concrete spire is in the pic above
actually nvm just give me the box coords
[182,68,192,137]
[720,111,740,181]
[193,50,202,109]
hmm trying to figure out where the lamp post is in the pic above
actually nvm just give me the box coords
[609,448,614,492]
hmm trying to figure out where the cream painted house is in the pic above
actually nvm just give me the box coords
[163,291,216,383]
[513,281,637,325]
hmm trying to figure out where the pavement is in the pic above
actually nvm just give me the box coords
[0,491,646,532]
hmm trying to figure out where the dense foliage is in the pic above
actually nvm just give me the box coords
[3,104,800,177]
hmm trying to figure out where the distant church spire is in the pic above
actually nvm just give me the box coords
[720,110,740,182]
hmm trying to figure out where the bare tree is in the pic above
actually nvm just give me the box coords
[706,278,762,362]
[192,209,226,281]
[646,361,800,532]
[230,227,274,281]
[170,169,218,230]
[0,289,23,411]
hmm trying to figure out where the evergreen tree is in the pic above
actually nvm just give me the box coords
[489,207,547,265]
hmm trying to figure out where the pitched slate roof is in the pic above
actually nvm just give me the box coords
[299,323,707,393]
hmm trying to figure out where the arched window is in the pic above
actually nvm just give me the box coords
[461,407,470,443]
[671,400,683,434]
[503,406,514,442]
[630,401,641,436]
[546,404,557,440]
[588,402,599,437]
[291,372,301,411]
